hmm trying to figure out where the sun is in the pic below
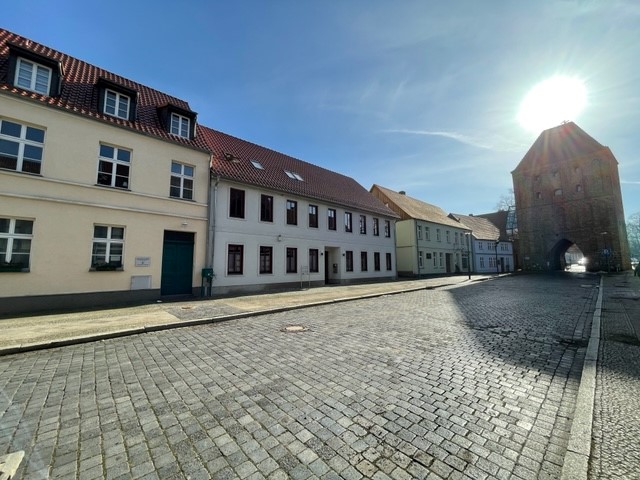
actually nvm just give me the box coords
[517,75,587,134]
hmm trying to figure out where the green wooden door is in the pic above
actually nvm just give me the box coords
[161,231,194,295]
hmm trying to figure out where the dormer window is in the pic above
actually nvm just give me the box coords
[97,78,137,122]
[104,89,130,120]
[171,113,190,138]
[15,58,51,95]
[157,104,197,140]
[7,43,63,97]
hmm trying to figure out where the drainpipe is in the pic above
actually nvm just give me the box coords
[205,171,219,295]
[415,221,420,277]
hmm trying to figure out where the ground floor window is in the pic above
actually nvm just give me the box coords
[309,248,319,273]
[346,251,353,272]
[286,247,297,273]
[360,251,368,271]
[228,244,243,274]
[259,246,272,274]
[92,225,124,270]
[0,217,33,272]
[480,256,485,268]
[418,251,424,268]
[374,252,381,271]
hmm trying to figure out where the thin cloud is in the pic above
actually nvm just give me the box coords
[621,180,640,185]
[383,128,493,149]
[383,128,529,152]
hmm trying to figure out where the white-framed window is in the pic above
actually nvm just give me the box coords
[433,252,437,267]
[0,217,33,272]
[446,230,450,243]
[103,89,130,119]
[418,251,424,268]
[97,144,131,188]
[454,232,459,245]
[417,225,423,240]
[480,257,485,268]
[0,118,45,174]
[384,220,391,237]
[439,252,443,267]
[436,229,441,242]
[170,161,194,200]
[228,244,244,275]
[170,113,190,138]
[91,225,124,270]
[425,226,430,241]
[15,58,51,95]
[373,218,379,236]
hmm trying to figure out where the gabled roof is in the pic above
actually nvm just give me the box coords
[449,213,499,241]
[0,28,205,151]
[512,122,607,174]
[370,185,463,228]
[476,210,510,240]
[200,126,398,218]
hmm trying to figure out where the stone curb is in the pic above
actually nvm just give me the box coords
[0,280,474,357]
[560,274,603,480]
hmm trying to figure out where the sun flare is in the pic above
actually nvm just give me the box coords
[517,76,587,134]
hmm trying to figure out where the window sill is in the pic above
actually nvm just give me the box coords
[95,184,131,191]
[169,196,196,202]
[0,168,43,177]
[0,267,30,273]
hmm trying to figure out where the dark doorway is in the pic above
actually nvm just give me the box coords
[548,238,574,271]
[161,231,194,295]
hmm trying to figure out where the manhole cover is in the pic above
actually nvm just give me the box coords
[282,325,308,333]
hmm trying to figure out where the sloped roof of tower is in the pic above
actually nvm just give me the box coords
[512,122,609,174]
[200,126,398,218]
[370,184,463,228]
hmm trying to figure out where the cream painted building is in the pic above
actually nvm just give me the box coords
[0,29,211,315]
[370,185,471,276]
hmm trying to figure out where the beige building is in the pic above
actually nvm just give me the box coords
[0,29,211,315]
[371,185,470,276]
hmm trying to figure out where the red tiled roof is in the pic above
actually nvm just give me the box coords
[512,122,607,174]
[0,28,206,151]
[371,185,462,228]
[449,213,499,241]
[200,126,398,217]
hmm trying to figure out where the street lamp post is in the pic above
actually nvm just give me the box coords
[465,232,472,280]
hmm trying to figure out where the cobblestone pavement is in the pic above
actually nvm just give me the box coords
[0,273,598,479]
[590,272,640,480]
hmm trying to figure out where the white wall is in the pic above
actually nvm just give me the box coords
[211,180,397,290]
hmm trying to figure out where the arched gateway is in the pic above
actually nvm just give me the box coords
[512,122,631,272]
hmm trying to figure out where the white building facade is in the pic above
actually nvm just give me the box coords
[202,128,398,294]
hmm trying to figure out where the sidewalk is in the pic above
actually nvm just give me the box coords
[588,270,640,479]
[0,274,491,355]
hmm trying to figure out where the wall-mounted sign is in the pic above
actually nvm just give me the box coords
[135,257,151,267]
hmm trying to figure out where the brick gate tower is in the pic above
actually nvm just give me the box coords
[512,122,631,272]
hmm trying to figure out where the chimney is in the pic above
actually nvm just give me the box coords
[399,191,406,195]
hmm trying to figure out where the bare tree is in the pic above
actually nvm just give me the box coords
[495,189,515,211]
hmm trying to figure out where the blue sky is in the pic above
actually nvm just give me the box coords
[4,0,639,217]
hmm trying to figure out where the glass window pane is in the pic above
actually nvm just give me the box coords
[12,239,31,254]
[0,238,7,253]
[183,179,193,190]
[94,226,108,238]
[16,61,33,88]
[92,242,106,256]
[22,159,41,174]
[170,176,181,187]
[111,227,124,240]
[183,166,194,177]
[0,219,9,233]
[110,244,123,256]
[1,121,22,138]
[170,186,181,197]
[116,149,130,162]
[115,164,129,176]
[171,162,181,174]
[25,126,45,143]
[100,144,114,158]
[23,144,43,161]
[0,139,20,156]
[98,160,113,174]
[14,220,33,234]
[35,66,50,94]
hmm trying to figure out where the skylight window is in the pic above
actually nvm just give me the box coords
[284,170,303,181]
[250,160,264,169]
